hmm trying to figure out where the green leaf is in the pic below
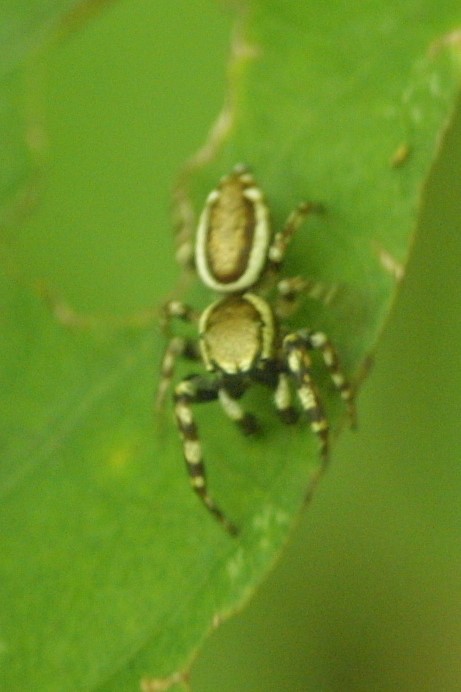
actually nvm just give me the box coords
[1,1,461,690]
[0,0,109,77]
[0,0,111,214]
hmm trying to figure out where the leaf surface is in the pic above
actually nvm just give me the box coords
[1,1,461,689]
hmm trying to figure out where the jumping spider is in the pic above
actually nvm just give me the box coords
[158,165,355,535]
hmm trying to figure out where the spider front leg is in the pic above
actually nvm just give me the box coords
[283,334,329,461]
[174,376,239,535]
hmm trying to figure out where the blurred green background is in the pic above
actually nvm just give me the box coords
[6,1,461,690]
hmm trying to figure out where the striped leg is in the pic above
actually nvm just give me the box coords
[218,387,260,435]
[160,299,199,330]
[283,334,329,461]
[300,329,356,427]
[268,201,324,267]
[275,275,339,319]
[274,372,299,424]
[156,336,200,408]
[156,300,200,408]
[275,276,312,319]
[174,376,238,535]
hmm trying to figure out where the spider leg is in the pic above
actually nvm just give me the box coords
[172,170,197,270]
[218,386,260,435]
[174,376,238,535]
[299,329,356,427]
[156,336,201,408]
[275,275,339,319]
[273,372,299,424]
[156,301,200,408]
[268,201,324,268]
[283,334,329,461]
[160,300,200,332]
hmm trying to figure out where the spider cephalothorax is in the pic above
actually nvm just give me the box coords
[158,165,355,534]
